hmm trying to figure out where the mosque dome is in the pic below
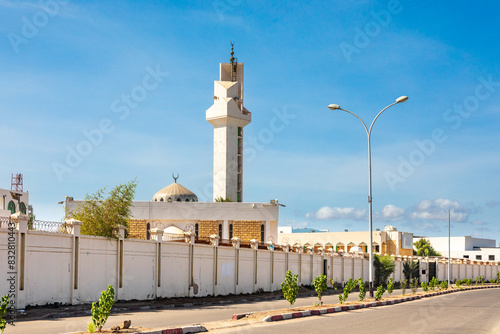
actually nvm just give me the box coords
[153,175,198,203]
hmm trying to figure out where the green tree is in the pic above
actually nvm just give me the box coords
[387,277,394,295]
[0,295,8,333]
[90,285,115,332]
[413,238,441,257]
[69,180,137,238]
[281,271,300,309]
[373,254,396,286]
[313,274,328,305]
[358,278,366,301]
[402,260,419,281]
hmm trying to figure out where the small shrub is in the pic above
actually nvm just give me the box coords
[387,277,394,295]
[497,272,500,283]
[466,278,472,286]
[440,281,448,290]
[87,321,96,333]
[313,274,328,306]
[0,295,8,333]
[411,277,419,293]
[91,285,115,332]
[455,279,462,287]
[429,277,439,290]
[358,278,366,301]
[339,278,356,304]
[281,271,300,309]
[328,278,338,291]
[421,282,429,292]
[401,279,408,295]
[375,285,385,301]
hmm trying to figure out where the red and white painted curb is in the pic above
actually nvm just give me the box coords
[230,285,500,323]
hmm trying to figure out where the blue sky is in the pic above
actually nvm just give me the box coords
[1,0,499,243]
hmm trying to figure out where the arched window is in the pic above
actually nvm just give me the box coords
[229,224,233,239]
[260,224,265,242]
[8,201,15,214]
[160,198,164,202]
[218,224,222,238]
[19,202,26,214]
[195,223,199,237]
[146,223,151,240]
[176,198,182,202]
[185,198,190,202]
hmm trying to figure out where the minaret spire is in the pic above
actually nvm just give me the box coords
[206,46,251,202]
[229,41,237,82]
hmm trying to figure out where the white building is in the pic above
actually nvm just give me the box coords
[0,188,29,218]
[66,47,280,243]
[413,236,500,261]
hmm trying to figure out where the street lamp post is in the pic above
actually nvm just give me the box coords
[328,96,408,297]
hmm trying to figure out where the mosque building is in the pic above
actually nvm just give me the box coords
[66,46,280,243]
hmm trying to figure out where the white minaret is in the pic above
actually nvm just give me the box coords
[206,44,251,202]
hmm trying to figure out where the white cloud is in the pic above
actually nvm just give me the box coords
[378,205,405,221]
[410,199,468,222]
[307,206,366,221]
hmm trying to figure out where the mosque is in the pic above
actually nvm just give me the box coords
[66,46,281,243]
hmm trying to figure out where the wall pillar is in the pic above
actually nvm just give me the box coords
[232,237,240,294]
[250,239,259,291]
[11,212,28,309]
[66,218,82,305]
[151,228,164,298]
[210,235,220,296]
[116,224,126,301]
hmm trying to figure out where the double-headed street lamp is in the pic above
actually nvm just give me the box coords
[328,95,409,297]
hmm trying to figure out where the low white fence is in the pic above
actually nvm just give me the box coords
[0,214,498,308]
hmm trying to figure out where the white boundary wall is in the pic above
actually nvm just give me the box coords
[1,215,499,308]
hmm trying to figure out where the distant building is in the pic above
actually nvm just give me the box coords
[278,226,328,234]
[413,236,500,261]
[0,188,29,218]
[278,225,413,256]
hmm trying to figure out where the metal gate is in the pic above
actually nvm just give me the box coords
[428,261,437,280]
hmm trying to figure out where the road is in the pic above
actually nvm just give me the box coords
[6,288,500,333]
[211,289,500,334]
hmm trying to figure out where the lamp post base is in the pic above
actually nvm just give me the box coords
[369,282,374,298]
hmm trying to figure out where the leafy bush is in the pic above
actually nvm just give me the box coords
[455,279,463,287]
[281,271,300,309]
[87,321,96,333]
[440,281,448,290]
[401,279,408,295]
[339,278,356,304]
[411,277,419,293]
[91,285,115,332]
[466,278,472,286]
[387,277,394,295]
[497,272,500,283]
[313,274,328,306]
[373,254,396,286]
[421,282,428,292]
[429,277,439,290]
[0,295,8,333]
[358,278,366,301]
[375,285,385,301]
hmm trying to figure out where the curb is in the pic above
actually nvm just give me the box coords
[65,324,207,334]
[253,285,499,323]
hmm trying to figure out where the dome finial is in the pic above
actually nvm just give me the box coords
[172,172,179,183]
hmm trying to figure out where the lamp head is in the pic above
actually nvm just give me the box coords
[328,104,341,110]
[396,96,409,103]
